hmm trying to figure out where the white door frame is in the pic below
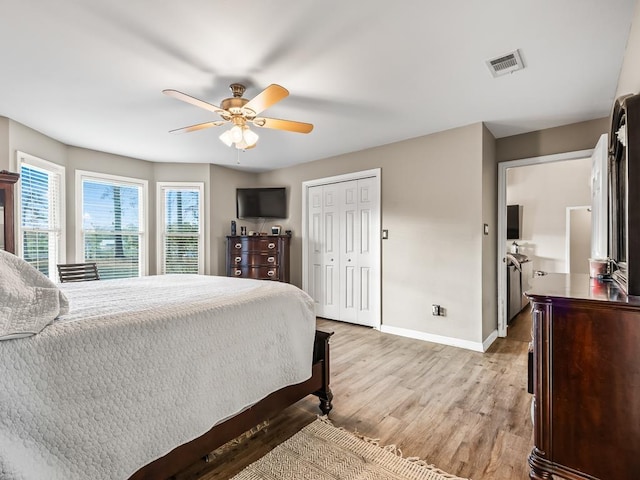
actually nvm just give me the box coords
[302,168,382,329]
[497,150,593,337]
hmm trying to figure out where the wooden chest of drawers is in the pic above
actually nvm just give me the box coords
[526,273,640,480]
[226,235,290,282]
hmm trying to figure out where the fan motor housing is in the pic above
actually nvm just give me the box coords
[221,97,249,114]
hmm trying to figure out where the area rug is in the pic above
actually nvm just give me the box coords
[230,417,470,480]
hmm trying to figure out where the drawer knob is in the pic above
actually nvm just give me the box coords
[234,270,242,276]
[267,270,275,277]
[235,256,241,263]
[267,243,275,249]
[235,243,242,249]
[267,256,275,263]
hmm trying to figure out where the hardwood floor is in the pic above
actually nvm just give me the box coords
[177,315,533,480]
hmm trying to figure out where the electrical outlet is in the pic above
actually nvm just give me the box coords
[432,304,441,316]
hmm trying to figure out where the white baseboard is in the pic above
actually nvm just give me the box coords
[380,325,498,353]
[482,329,499,351]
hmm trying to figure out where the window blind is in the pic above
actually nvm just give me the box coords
[161,187,202,274]
[20,162,62,279]
[81,177,143,279]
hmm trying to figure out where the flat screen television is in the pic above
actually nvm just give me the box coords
[236,187,287,219]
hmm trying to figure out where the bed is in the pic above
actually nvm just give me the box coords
[0,250,332,480]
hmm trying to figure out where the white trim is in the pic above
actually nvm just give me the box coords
[15,151,66,276]
[380,325,495,352]
[302,168,382,329]
[482,329,499,351]
[156,182,205,275]
[497,149,593,337]
[75,169,149,276]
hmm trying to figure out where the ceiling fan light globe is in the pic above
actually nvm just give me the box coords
[230,125,244,143]
[243,126,259,147]
[219,130,233,147]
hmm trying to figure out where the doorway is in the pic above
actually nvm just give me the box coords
[302,169,381,329]
[497,148,597,337]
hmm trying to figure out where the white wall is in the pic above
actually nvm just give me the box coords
[506,158,592,274]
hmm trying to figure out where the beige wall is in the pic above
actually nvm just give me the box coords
[260,123,489,344]
[66,146,156,271]
[496,117,608,162]
[8,119,67,170]
[617,0,640,97]
[209,165,259,276]
[506,158,592,274]
[0,117,9,171]
[2,120,220,277]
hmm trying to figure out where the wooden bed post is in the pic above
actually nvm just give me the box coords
[313,328,334,414]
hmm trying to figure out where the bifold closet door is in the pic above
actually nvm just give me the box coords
[308,178,378,327]
[308,183,340,320]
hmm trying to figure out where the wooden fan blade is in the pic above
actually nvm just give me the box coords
[169,120,226,134]
[253,117,314,134]
[163,89,226,115]
[243,84,289,116]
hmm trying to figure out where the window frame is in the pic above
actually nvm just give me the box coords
[156,182,205,275]
[15,151,66,280]
[75,170,148,277]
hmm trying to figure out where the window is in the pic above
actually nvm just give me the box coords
[77,171,147,279]
[17,152,65,280]
[157,183,204,274]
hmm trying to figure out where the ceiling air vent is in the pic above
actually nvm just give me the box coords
[486,49,524,77]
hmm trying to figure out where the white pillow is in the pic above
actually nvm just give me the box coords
[0,250,69,340]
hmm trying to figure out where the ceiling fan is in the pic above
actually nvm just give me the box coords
[163,83,313,150]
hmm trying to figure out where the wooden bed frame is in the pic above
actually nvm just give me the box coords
[129,329,333,480]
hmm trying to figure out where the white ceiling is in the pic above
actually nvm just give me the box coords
[0,0,636,172]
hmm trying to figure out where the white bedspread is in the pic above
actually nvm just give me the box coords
[0,274,315,480]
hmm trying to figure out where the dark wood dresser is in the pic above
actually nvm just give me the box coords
[226,235,290,282]
[526,273,640,480]
[0,170,19,254]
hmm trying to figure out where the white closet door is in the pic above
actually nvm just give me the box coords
[308,185,324,315]
[305,174,379,327]
[322,183,341,320]
[339,180,359,323]
[355,176,378,327]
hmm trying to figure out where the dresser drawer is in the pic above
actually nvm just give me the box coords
[230,252,278,266]
[230,266,280,280]
[229,237,279,253]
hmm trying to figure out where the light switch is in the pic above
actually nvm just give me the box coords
[382,229,389,240]
[483,224,489,235]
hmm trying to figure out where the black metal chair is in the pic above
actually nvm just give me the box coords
[57,262,100,283]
